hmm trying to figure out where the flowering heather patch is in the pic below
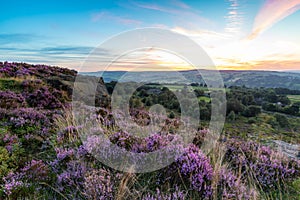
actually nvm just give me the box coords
[217,168,256,199]
[129,108,181,131]
[50,146,91,196]
[83,168,114,200]
[0,91,26,109]
[0,61,76,78]
[169,144,213,198]
[1,134,19,153]
[2,171,25,197]
[21,79,44,92]
[109,131,176,153]
[3,159,48,197]
[0,108,52,136]
[56,160,87,189]
[26,86,64,109]
[142,187,186,200]
[56,125,84,143]
[225,139,300,190]
[21,159,49,182]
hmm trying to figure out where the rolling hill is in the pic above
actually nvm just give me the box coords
[81,70,300,90]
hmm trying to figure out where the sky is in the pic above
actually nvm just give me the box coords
[0,0,300,71]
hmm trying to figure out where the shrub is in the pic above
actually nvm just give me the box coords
[225,139,300,191]
[26,86,64,109]
[0,91,26,109]
[83,168,114,200]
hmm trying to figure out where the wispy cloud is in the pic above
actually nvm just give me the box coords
[133,1,213,26]
[171,26,230,40]
[91,11,142,25]
[171,0,190,9]
[225,0,243,35]
[40,46,94,55]
[0,33,39,45]
[0,45,112,70]
[248,0,300,40]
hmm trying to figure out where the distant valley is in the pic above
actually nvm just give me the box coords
[81,70,300,90]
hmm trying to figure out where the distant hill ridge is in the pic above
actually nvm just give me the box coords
[81,69,300,90]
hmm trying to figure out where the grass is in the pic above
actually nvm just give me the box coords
[198,96,210,103]
[0,78,23,92]
[287,95,300,104]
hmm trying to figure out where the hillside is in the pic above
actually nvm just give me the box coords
[0,62,299,199]
[82,70,300,90]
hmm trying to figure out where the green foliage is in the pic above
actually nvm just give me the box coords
[227,98,245,114]
[227,111,236,121]
[194,88,205,97]
[0,147,10,179]
[0,78,22,91]
[242,105,261,117]
[169,111,175,119]
[275,114,289,128]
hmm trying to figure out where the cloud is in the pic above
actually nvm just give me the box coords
[134,3,181,14]
[171,0,190,9]
[91,11,142,25]
[0,33,39,45]
[216,58,300,71]
[225,0,243,35]
[133,1,213,26]
[40,46,94,55]
[0,45,113,70]
[247,60,300,70]
[248,0,300,40]
[172,26,230,39]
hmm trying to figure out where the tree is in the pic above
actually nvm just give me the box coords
[275,114,289,128]
[265,90,278,103]
[242,105,261,117]
[277,95,291,105]
[227,99,245,114]
[194,89,205,97]
[227,110,236,121]
[283,104,299,115]
[262,103,277,112]
[169,111,175,119]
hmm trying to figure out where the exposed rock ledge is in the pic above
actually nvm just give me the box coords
[271,140,300,160]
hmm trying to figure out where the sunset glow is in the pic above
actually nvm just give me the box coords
[0,0,299,71]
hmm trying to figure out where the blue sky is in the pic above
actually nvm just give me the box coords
[1,0,300,71]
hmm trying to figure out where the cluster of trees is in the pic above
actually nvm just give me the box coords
[226,87,261,118]
[227,86,300,117]
[262,103,300,116]
[104,82,300,122]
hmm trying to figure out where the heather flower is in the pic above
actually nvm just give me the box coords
[225,139,300,190]
[56,160,87,191]
[3,172,24,196]
[1,108,52,137]
[217,168,255,200]
[83,168,114,200]
[0,91,26,109]
[158,144,213,198]
[21,159,49,182]
[0,62,76,78]
[142,187,186,200]
[55,147,75,161]
[1,134,19,153]
[26,86,64,109]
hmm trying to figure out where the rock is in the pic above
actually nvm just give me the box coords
[271,140,300,160]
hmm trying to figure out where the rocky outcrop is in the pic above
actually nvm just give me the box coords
[271,140,300,160]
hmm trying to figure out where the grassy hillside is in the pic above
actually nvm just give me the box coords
[0,62,299,199]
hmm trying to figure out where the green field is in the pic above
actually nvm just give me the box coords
[198,96,211,102]
[288,95,300,104]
